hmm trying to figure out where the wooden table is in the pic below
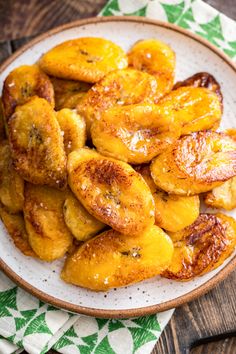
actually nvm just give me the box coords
[0,1,235,353]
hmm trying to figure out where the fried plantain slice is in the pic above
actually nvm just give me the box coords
[24,183,73,261]
[0,98,6,139]
[39,37,128,83]
[56,109,86,155]
[226,128,236,141]
[8,97,67,189]
[63,191,105,241]
[77,68,158,133]
[162,213,236,280]
[50,77,91,110]
[157,87,222,135]
[174,131,236,182]
[128,39,175,101]
[61,225,173,291]
[204,177,236,211]
[68,148,155,235]
[151,149,221,195]
[2,65,55,119]
[136,165,200,232]
[0,205,36,257]
[91,103,181,164]
[0,142,24,213]
[62,92,87,110]
[204,129,236,210]
[151,131,236,195]
[173,72,223,111]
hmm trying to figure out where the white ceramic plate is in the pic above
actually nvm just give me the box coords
[0,17,235,318]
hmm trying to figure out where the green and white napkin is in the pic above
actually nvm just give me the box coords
[101,0,236,60]
[0,271,173,354]
[0,1,236,353]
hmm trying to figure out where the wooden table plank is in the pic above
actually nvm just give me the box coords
[191,336,236,354]
[0,0,107,41]
[1,0,236,42]
[205,0,236,19]
[0,41,12,64]
[153,270,236,353]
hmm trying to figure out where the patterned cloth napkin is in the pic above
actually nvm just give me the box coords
[0,1,236,353]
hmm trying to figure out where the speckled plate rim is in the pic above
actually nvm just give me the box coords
[0,16,235,319]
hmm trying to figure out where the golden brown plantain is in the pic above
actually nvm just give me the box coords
[8,97,67,189]
[67,148,155,235]
[39,38,128,83]
[0,142,24,213]
[136,165,200,232]
[0,205,36,257]
[174,131,236,182]
[91,103,181,164]
[151,149,221,195]
[157,87,222,135]
[2,65,54,119]
[173,72,223,111]
[128,39,175,101]
[0,98,6,139]
[50,77,91,110]
[151,131,236,195]
[204,129,236,210]
[226,128,236,141]
[56,109,86,155]
[204,177,236,210]
[24,183,73,261]
[62,92,87,110]
[77,68,158,133]
[162,213,236,280]
[63,191,105,241]
[61,225,173,291]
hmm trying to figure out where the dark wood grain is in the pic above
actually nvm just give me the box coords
[153,270,236,354]
[191,336,236,354]
[1,1,236,354]
[0,41,12,64]
[1,0,236,42]
[205,0,236,19]
[0,0,107,41]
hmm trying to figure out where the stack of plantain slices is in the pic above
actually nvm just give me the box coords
[0,37,235,291]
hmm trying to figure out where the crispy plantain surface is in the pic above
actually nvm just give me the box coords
[50,77,91,110]
[151,131,236,195]
[63,191,105,241]
[39,38,128,83]
[61,225,173,291]
[174,131,236,182]
[226,128,236,141]
[204,177,236,211]
[24,183,73,261]
[67,148,155,235]
[62,92,87,110]
[77,68,158,134]
[91,103,181,164]
[8,97,67,189]
[0,98,6,138]
[0,205,36,257]
[2,65,54,119]
[136,165,200,232]
[128,39,175,101]
[0,141,24,213]
[56,108,86,155]
[204,129,236,210]
[157,86,222,135]
[162,213,236,280]
[173,72,223,110]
